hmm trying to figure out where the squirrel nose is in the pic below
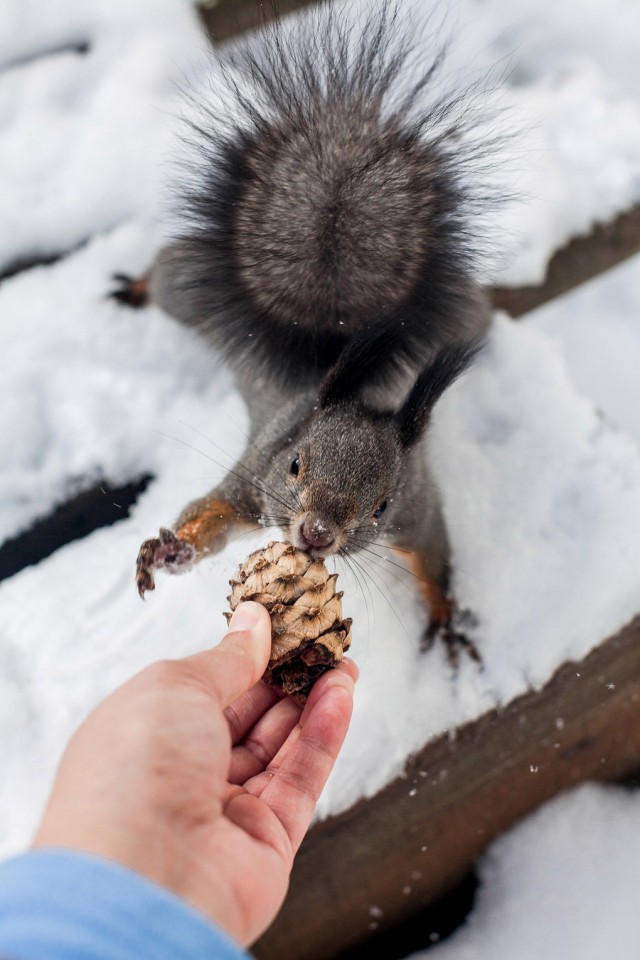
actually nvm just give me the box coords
[300,515,335,550]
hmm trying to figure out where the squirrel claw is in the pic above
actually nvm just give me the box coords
[136,568,155,599]
[422,607,482,669]
[109,273,149,309]
[136,528,196,598]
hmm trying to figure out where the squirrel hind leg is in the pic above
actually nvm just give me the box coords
[109,273,150,309]
[109,244,202,318]
[392,547,483,668]
[422,604,482,669]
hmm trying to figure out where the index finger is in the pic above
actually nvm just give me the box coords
[182,602,272,708]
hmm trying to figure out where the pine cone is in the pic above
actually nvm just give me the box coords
[225,541,352,701]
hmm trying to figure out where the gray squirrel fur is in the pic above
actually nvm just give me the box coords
[125,4,492,658]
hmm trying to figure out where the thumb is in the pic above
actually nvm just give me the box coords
[183,601,272,708]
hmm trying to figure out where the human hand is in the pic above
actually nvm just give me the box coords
[33,601,357,946]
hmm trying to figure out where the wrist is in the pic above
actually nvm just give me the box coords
[0,848,250,960]
[32,825,251,946]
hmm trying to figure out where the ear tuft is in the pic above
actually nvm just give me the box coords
[395,341,482,447]
[318,319,406,407]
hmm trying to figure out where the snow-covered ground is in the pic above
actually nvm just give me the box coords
[1,0,640,956]
[421,783,640,959]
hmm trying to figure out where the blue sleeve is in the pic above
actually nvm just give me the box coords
[0,848,251,960]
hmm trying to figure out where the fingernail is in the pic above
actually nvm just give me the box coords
[324,669,355,695]
[228,602,261,632]
[342,657,360,681]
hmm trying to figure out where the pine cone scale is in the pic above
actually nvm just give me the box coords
[227,541,352,701]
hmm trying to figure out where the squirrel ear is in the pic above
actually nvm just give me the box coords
[318,319,405,407]
[395,342,481,447]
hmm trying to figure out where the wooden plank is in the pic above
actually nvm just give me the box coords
[0,476,152,582]
[254,615,640,960]
[197,0,324,43]
[490,203,640,317]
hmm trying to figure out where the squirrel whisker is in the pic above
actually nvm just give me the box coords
[342,545,413,645]
[337,546,375,643]
[174,424,299,516]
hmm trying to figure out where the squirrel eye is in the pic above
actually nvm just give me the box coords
[290,454,300,476]
[373,499,388,518]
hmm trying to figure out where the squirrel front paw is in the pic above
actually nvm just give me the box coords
[136,528,196,598]
[422,605,482,669]
[109,273,149,309]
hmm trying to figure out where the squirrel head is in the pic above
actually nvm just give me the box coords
[264,340,479,559]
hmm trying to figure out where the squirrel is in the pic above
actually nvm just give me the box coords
[113,5,492,663]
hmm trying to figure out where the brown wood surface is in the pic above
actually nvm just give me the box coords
[254,615,640,959]
[198,0,324,42]
[491,203,640,317]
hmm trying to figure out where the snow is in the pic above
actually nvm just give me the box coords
[491,65,640,285]
[1,4,640,955]
[0,1,207,272]
[440,0,640,285]
[421,784,640,960]
[529,255,640,447]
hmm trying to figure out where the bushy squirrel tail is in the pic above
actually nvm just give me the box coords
[170,4,490,388]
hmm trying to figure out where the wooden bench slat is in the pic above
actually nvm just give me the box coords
[491,203,640,317]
